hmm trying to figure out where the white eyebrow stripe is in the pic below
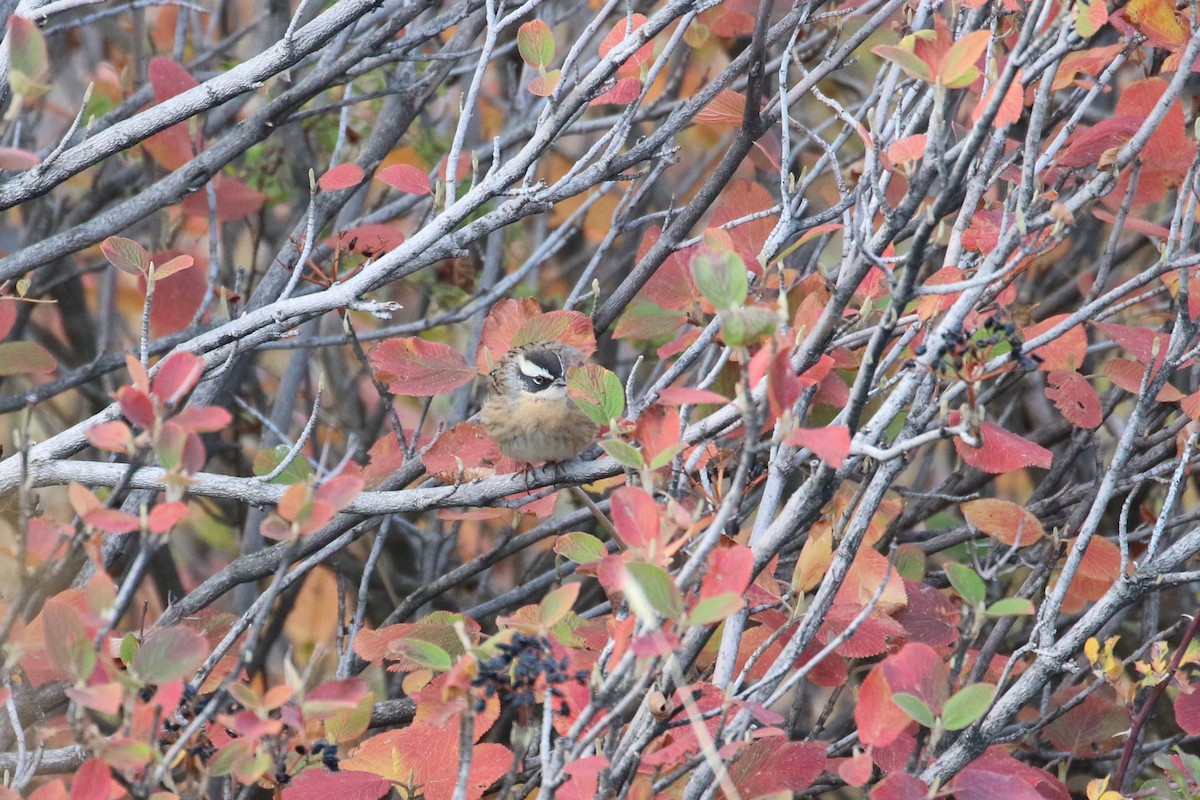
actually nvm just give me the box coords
[518,356,555,380]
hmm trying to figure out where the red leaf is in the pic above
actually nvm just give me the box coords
[371,337,474,396]
[0,300,14,340]
[787,425,851,468]
[147,501,188,534]
[1092,207,1172,240]
[511,310,596,357]
[952,418,1053,474]
[971,71,1024,127]
[1044,685,1128,756]
[639,226,698,311]
[590,77,642,106]
[148,56,199,102]
[180,176,266,221]
[1093,322,1172,368]
[694,90,748,129]
[1023,314,1087,372]
[84,508,141,535]
[886,134,927,165]
[856,665,912,747]
[117,386,157,429]
[1045,370,1102,429]
[700,544,753,599]
[376,164,431,195]
[1116,77,1195,173]
[477,298,542,372]
[421,422,502,481]
[315,475,363,512]
[611,486,661,554]
[69,759,115,800]
[711,179,776,275]
[172,405,233,433]
[1175,684,1200,734]
[153,351,204,404]
[147,254,206,336]
[283,770,390,800]
[341,725,511,800]
[318,163,365,192]
[598,13,653,75]
[951,749,1069,800]
[1057,116,1141,168]
[727,739,825,797]
[1103,357,1184,401]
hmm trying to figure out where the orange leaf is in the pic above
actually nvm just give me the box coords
[961,498,1045,547]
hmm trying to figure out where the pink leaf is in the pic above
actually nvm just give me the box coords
[282,770,390,800]
[371,337,474,396]
[870,773,930,800]
[84,508,141,535]
[86,421,133,452]
[172,405,233,433]
[318,163,365,192]
[610,486,660,553]
[787,425,851,468]
[0,147,38,170]
[376,164,431,195]
[656,387,728,405]
[153,351,204,405]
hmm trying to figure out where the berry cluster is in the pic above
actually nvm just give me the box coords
[471,633,588,715]
[916,314,1043,378]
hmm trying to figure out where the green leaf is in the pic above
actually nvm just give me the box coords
[946,562,986,607]
[984,597,1035,617]
[100,236,150,276]
[131,627,208,684]
[539,583,580,628]
[687,593,744,626]
[891,692,936,728]
[119,632,138,666]
[394,639,453,672]
[691,248,747,309]
[0,341,56,376]
[554,532,607,565]
[517,20,556,69]
[253,445,312,484]
[567,363,625,426]
[722,306,778,347]
[941,683,995,730]
[624,561,684,622]
[601,438,644,469]
[649,441,688,471]
[8,18,47,98]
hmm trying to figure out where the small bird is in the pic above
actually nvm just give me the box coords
[480,341,599,465]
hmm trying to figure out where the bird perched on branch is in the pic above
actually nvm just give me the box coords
[480,341,598,465]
